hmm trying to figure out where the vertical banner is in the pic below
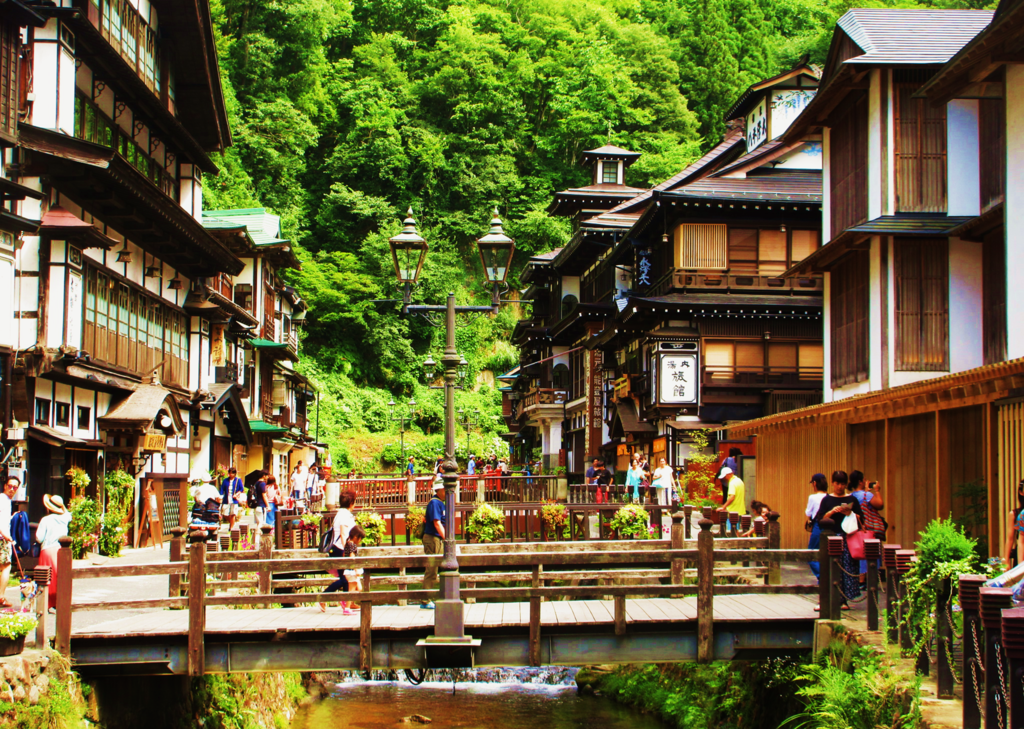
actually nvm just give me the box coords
[585,349,604,458]
[66,270,83,349]
[211,323,226,367]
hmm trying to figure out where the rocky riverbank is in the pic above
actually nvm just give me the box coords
[0,649,89,727]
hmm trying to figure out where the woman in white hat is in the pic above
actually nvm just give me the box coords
[36,494,72,611]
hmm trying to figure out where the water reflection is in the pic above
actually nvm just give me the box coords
[292,679,667,729]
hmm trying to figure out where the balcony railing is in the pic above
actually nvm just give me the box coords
[213,272,233,300]
[520,388,569,411]
[287,331,298,354]
[84,0,162,97]
[673,271,823,292]
[703,365,823,388]
[260,392,274,421]
[295,413,308,433]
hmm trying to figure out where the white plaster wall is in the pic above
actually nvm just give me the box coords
[552,345,569,368]
[868,70,883,220]
[58,46,76,135]
[30,23,59,129]
[822,128,831,242]
[886,73,896,216]
[1007,65,1024,359]
[45,243,66,349]
[948,237,983,374]
[947,100,981,217]
[868,237,883,388]
[53,383,72,435]
[73,388,95,440]
[0,253,14,347]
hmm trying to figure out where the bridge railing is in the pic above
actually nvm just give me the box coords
[54,513,830,674]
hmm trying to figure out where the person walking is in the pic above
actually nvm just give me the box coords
[814,470,862,609]
[718,448,742,505]
[0,476,18,608]
[35,494,71,611]
[805,473,828,580]
[318,490,358,612]
[421,481,446,609]
[848,470,885,581]
[220,467,244,529]
[290,462,307,506]
[716,467,745,515]
[342,524,367,613]
[306,466,320,510]
[467,454,476,476]
[652,457,676,506]
[253,471,269,527]
[265,475,280,529]
[406,456,416,478]
[626,457,643,503]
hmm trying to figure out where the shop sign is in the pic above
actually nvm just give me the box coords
[211,324,226,367]
[653,436,667,455]
[746,98,767,151]
[658,353,699,405]
[584,350,604,458]
[142,433,167,452]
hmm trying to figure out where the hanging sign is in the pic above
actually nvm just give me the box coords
[658,352,699,405]
[746,98,768,152]
[211,324,226,367]
[635,246,653,291]
[584,349,605,458]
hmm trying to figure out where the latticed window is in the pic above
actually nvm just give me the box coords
[0,21,18,141]
[602,162,618,184]
[894,239,949,371]
[830,251,869,387]
[829,92,869,235]
[894,78,947,213]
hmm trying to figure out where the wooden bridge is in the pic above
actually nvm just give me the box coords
[53,514,829,677]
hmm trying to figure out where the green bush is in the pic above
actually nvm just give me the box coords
[406,505,426,540]
[465,502,505,543]
[915,517,979,577]
[354,510,387,547]
[67,497,100,558]
[97,469,135,557]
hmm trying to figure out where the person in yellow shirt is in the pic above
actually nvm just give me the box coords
[716,466,745,514]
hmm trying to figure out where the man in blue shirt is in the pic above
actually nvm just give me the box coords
[406,456,415,477]
[421,481,446,609]
[219,467,244,529]
[467,455,476,476]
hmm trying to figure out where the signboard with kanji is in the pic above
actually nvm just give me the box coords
[658,352,699,405]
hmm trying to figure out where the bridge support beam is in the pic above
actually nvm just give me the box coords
[697,518,714,663]
[188,531,208,678]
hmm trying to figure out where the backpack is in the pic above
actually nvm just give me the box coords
[246,481,258,509]
[318,525,335,554]
[10,511,31,558]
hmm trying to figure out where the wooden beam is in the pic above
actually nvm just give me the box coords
[936,411,950,521]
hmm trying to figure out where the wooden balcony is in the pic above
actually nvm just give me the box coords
[295,413,308,433]
[671,271,823,293]
[287,331,298,354]
[213,272,233,300]
[260,392,274,421]
[703,365,823,389]
[519,387,569,417]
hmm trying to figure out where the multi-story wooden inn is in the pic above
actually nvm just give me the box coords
[0,0,317,534]
[725,5,1024,554]
[507,62,825,478]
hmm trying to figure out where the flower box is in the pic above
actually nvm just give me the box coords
[0,634,26,657]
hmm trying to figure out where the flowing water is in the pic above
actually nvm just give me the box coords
[290,668,667,729]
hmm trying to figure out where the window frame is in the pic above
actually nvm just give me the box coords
[894,238,949,371]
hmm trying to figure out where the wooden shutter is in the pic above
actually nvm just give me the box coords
[676,224,727,270]
[758,230,788,275]
[979,98,1005,211]
[728,229,758,273]
[895,238,948,371]
[982,230,1007,365]
[895,82,947,213]
[830,251,869,387]
[798,343,824,381]
[0,21,17,140]
[829,92,868,235]
[791,230,819,263]
[704,341,734,383]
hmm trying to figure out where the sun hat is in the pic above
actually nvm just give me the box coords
[43,494,66,514]
[717,466,733,479]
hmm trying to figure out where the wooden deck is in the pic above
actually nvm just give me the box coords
[71,594,817,641]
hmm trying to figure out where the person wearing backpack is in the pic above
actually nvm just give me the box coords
[318,490,357,612]
[0,476,19,607]
[220,468,244,530]
[251,471,268,527]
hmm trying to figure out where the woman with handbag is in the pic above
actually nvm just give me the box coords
[849,470,886,582]
[814,470,863,610]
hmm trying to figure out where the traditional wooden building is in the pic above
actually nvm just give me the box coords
[725,6,1024,554]
[0,1,315,534]
[509,63,825,479]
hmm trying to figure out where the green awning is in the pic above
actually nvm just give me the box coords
[248,420,289,435]
[248,338,298,362]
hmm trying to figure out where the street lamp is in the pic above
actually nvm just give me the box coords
[387,207,515,655]
[388,398,418,465]
[457,407,481,464]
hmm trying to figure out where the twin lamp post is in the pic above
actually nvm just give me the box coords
[387,208,515,661]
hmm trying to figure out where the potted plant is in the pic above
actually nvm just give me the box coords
[0,612,38,656]
[66,467,91,500]
[355,510,388,547]
[541,502,570,541]
[300,512,322,549]
[609,503,650,539]
[405,505,426,541]
[465,502,505,543]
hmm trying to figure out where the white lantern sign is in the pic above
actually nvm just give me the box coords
[658,352,699,405]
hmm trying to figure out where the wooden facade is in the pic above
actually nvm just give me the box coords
[894,238,949,372]
[894,78,948,213]
[829,250,869,386]
[829,92,868,235]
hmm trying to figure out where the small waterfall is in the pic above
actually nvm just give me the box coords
[335,666,579,686]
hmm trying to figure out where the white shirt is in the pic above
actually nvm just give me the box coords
[805,491,827,519]
[36,512,71,550]
[290,468,307,494]
[196,483,221,504]
[332,508,356,551]
[652,465,675,488]
[0,493,12,540]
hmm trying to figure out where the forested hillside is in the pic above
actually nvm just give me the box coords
[205,0,985,469]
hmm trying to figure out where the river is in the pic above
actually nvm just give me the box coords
[291,669,667,728]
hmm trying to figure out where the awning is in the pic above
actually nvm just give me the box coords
[40,206,117,249]
[207,383,253,447]
[97,385,186,434]
[249,338,298,362]
[614,400,657,434]
[28,425,105,449]
[249,420,289,435]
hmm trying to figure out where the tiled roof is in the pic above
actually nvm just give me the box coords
[838,9,994,65]
[660,172,822,203]
[203,208,288,246]
[582,145,641,158]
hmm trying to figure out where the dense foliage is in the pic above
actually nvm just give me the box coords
[465,501,505,542]
[207,0,993,468]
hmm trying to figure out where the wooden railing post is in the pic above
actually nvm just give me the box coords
[187,531,207,677]
[883,543,902,643]
[360,570,372,673]
[697,518,714,663]
[817,519,835,620]
[670,512,685,586]
[895,550,916,658]
[959,574,986,729]
[931,575,953,698]
[530,565,542,666]
[614,594,626,636]
[683,504,693,541]
[1000,607,1024,729]
[33,566,51,650]
[826,536,844,621]
[258,524,273,595]
[54,536,73,657]
[168,526,186,598]
[980,587,1014,729]
[864,538,881,631]
[766,511,781,585]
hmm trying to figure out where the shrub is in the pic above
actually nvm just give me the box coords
[355,510,387,547]
[610,503,650,539]
[0,612,37,640]
[98,469,135,557]
[466,501,505,543]
[541,502,569,540]
[68,496,100,558]
[406,504,426,540]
